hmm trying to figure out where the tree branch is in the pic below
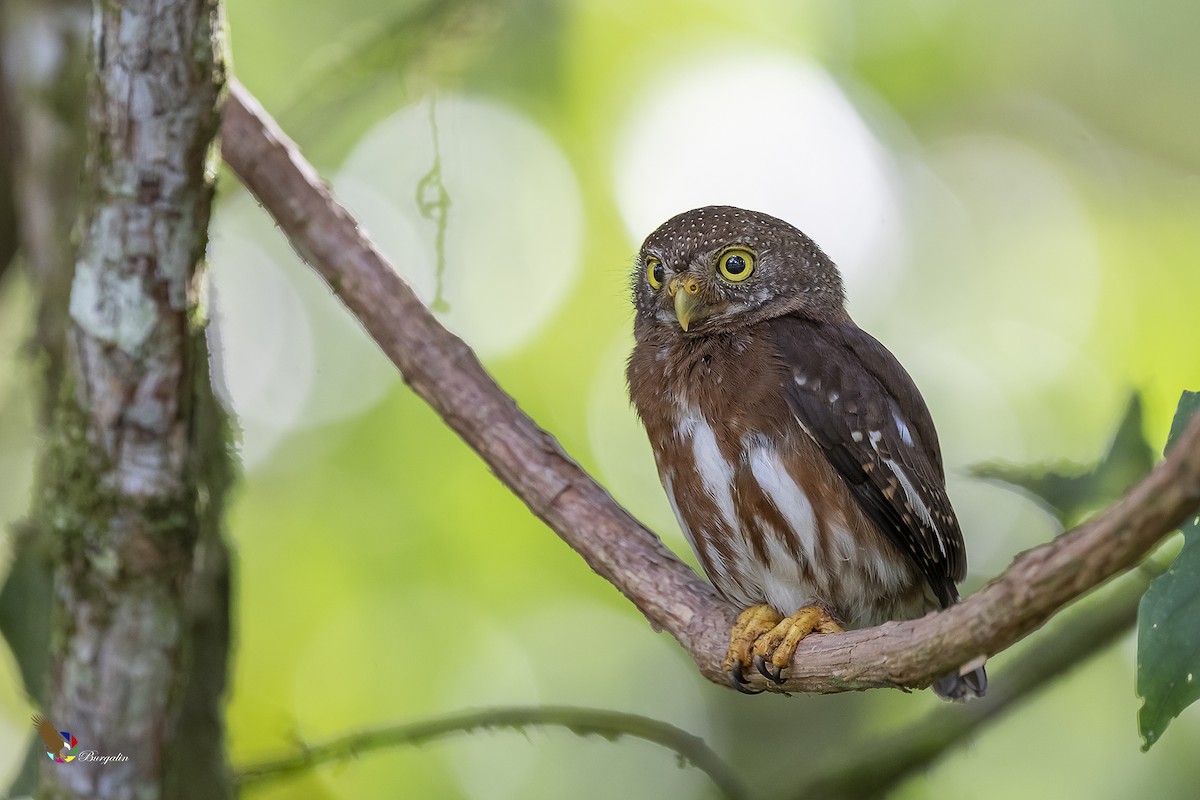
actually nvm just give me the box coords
[790,563,1158,798]
[218,78,1200,695]
[235,705,746,800]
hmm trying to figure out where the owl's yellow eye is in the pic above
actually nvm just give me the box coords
[717,247,755,282]
[646,256,665,289]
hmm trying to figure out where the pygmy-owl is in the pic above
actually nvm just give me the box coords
[626,206,986,700]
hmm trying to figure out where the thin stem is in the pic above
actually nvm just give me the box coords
[235,705,747,800]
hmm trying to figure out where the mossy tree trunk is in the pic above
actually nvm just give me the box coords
[33,0,235,797]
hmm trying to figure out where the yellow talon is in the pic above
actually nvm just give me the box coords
[725,604,843,690]
[723,605,783,675]
[753,606,843,674]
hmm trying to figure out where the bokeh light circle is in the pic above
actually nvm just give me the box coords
[613,50,906,311]
[338,95,585,358]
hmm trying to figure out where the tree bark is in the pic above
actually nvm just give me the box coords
[38,1,234,798]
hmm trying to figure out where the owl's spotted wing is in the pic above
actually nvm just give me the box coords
[769,315,965,606]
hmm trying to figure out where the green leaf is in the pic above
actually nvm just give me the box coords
[1165,391,1200,452]
[970,394,1156,526]
[0,529,53,702]
[1136,390,1200,750]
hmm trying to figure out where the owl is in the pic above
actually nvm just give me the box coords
[626,206,986,700]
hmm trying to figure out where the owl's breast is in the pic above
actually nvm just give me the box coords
[628,327,930,627]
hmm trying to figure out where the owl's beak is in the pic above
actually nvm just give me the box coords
[668,276,711,331]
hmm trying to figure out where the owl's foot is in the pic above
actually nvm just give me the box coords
[723,605,783,693]
[753,606,844,684]
[724,605,844,692]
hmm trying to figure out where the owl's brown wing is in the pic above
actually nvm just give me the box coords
[769,315,965,606]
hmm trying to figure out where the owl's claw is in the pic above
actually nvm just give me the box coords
[754,654,784,685]
[723,604,783,694]
[751,605,844,682]
[723,604,843,693]
[728,663,764,694]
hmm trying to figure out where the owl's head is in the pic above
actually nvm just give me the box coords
[631,205,845,334]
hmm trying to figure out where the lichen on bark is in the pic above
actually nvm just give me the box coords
[33,1,235,798]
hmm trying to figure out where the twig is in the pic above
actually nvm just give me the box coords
[790,564,1159,799]
[235,705,746,800]
[218,78,1200,694]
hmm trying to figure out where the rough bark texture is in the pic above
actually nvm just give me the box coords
[39,1,234,798]
[221,79,1200,695]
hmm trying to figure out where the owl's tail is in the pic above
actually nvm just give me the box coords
[932,664,987,701]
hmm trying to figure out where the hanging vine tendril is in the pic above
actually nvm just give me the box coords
[416,96,452,312]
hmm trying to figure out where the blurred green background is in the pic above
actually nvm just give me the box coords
[3,0,1200,797]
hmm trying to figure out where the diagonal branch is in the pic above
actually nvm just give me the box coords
[235,705,746,800]
[790,564,1157,798]
[218,78,1200,695]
